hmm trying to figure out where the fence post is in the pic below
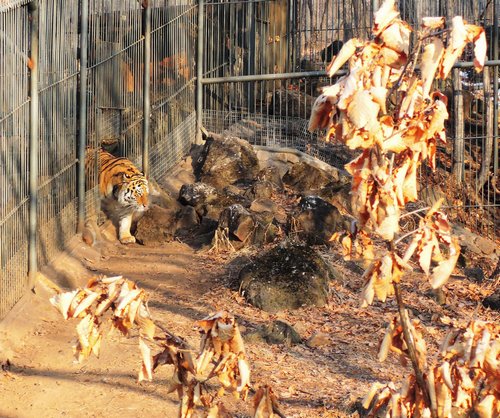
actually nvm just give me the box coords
[142,1,151,177]
[77,0,89,233]
[196,0,205,144]
[28,0,40,287]
[452,68,464,184]
[493,0,499,175]
[476,66,494,192]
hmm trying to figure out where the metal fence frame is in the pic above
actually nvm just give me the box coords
[1,0,498,320]
[0,0,196,319]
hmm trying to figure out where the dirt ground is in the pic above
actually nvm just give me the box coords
[0,223,498,418]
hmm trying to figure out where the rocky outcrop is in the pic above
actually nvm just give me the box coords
[238,242,333,312]
[295,196,346,244]
[197,134,260,189]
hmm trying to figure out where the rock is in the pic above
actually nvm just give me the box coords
[149,179,184,212]
[283,161,336,193]
[221,185,251,207]
[482,289,500,311]
[250,198,278,214]
[178,182,218,207]
[82,226,96,247]
[238,242,332,312]
[198,134,260,189]
[260,320,302,345]
[257,166,284,189]
[219,204,256,243]
[474,236,497,255]
[175,206,199,232]
[296,196,346,244]
[306,332,331,348]
[464,267,484,283]
[317,181,352,214]
[134,205,176,246]
[244,180,274,201]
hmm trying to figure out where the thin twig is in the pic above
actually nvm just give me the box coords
[393,228,420,245]
[399,206,430,219]
[393,283,437,418]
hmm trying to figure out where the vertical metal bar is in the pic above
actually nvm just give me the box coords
[493,0,498,174]
[247,1,256,113]
[452,68,464,184]
[77,0,89,233]
[196,0,205,144]
[142,1,151,177]
[28,0,40,286]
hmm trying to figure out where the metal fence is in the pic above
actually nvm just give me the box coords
[201,0,499,239]
[0,0,196,319]
[0,0,498,320]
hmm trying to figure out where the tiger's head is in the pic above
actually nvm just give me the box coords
[113,175,149,212]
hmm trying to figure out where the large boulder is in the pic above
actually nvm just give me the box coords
[283,161,339,193]
[216,204,278,248]
[219,204,256,243]
[295,196,346,244]
[134,205,176,246]
[198,134,260,189]
[178,182,218,207]
[238,242,332,312]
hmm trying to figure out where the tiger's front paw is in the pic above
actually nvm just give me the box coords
[119,235,136,245]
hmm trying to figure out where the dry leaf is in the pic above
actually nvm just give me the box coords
[373,0,400,35]
[422,17,445,29]
[327,38,361,77]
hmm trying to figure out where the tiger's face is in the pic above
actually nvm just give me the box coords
[114,177,149,212]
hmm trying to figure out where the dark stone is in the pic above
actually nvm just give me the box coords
[295,196,346,244]
[197,134,260,189]
[244,180,274,201]
[464,267,485,283]
[175,206,199,232]
[134,205,176,246]
[178,182,217,207]
[257,166,284,189]
[238,242,332,312]
[283,161,334,193]
[149,179,183,212]
[482,289,500,311]
[260,320,302,345]
[317,181,352,214]
[250,198,278,215]
[218,204,256,243]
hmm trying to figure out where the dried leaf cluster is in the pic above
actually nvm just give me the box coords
[152,311,252,417]
[51,277,280,418]
[365,320,499,418]
[310,0,486,298]
[49,275,155,363]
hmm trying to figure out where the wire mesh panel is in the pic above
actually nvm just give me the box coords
[85,0,145,220]
[149,0,197,182]
[36,0,80,266]
[0,5,30,319]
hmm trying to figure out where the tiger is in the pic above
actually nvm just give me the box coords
[86,149,149,244]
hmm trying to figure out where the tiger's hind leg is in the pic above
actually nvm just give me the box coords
[118,212,136,244]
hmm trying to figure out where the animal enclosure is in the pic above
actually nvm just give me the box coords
[0,0,498,320]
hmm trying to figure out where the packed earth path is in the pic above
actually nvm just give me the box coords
[0,224,498,418]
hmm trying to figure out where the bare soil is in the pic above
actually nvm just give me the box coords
[0,226,498,418]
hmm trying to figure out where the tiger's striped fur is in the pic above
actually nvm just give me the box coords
[86,149,149,244]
